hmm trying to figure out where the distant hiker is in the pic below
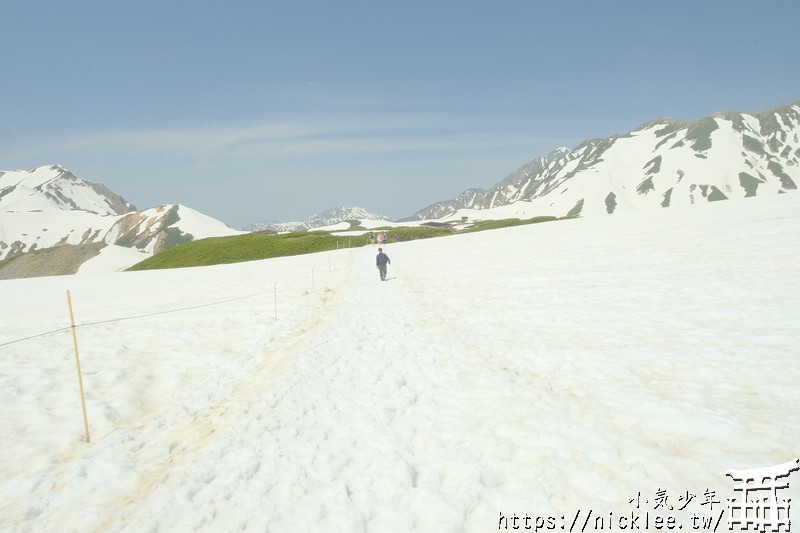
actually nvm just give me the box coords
[376,247,391,281]
[369,231,375,245]
[393,234,398,244]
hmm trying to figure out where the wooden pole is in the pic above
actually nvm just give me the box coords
[66,290,90,444]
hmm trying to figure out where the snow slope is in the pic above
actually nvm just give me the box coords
[0,165,133,216]
[0,193,798,531]
[76,245,151,274]
[432,102,800,224]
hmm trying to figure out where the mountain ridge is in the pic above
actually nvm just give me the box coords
[3,99,798,279]
[407,99,799,223]
[244,206,392,233]
[0,166,244,274]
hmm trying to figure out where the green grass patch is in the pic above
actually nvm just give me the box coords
[340,226,453,244]
[347,220,366,230]
[391,226,453,240]
[459,216,560,233]
[127,226,451,271]
[127,231,327,270]
[0,252,20,270]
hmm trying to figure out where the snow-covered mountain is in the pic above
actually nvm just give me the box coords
[245,206,392,233]
[403,148,571,220]
[408,101,800,221]
[0,165,244,271]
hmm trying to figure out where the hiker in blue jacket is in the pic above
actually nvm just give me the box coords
[376,247,391,281]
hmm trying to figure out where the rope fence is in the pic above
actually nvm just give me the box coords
[0,249,350,443]
[0,259,336,349]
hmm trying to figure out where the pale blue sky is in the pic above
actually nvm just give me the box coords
[2,0,798,228]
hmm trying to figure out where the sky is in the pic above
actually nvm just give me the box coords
[1,192,798,530]
[2,0,799,229]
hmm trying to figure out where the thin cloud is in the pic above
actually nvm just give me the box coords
[15,116,573,161]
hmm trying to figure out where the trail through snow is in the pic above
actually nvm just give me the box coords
[1,193,799,532]
[92,249,513,531]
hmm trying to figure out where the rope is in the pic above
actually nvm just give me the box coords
[0,327,73,348]
[76,287,275,329]
[0,260,333,349]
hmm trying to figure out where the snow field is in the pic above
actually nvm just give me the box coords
[1,193,799,532]
[0,252,350,531]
